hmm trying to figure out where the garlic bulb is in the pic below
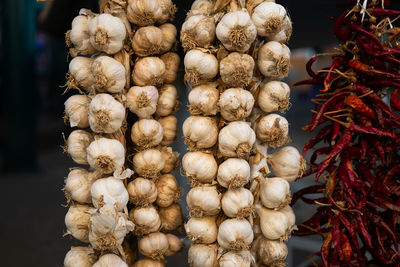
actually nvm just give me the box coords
[65,204,92,242]
[93,254,128,267]
[127,0,162,26]
[126,86,159,119]
[260,177,291,209]
[257,41,290,79]
[133,149,165,178]
[254,237,288,266]
[132,57,166,86]
[158,115,178,146]
[219,250,253,267]
[133,259,165,267]
[91,56,126,93]
[159,23,177,52]
[182,152,217,185]
[127,177,157,205]
[88,94,125,134]
[181,15,216,50]
[267,15,292,43]
[131,119,163,148]
[220,53,255,88]
[157,0,176,24]
[64,246,96,267]
[218,121,256,158]
[280,205,296,228]
[256,114,290,148]
[86,138,125,174]
[91,177,129,211]
[256,204,295,240]
[66,129,93,164]
[217,158,251,188]
[251,2,287,37]
[129,205,161,235]
[183,116,218,149]
[64,168,98,203]
[64,94,90,128]
[187,185,221,217]
[68,10,96,56]
[89,14,126,54]
[218,88,254,121]
[160,146,179,173]
[139,232,169,260]
[67,57,94,92]
[216,11,257,53]
[188,0,214,16]
[185,216,217,244]
[155,174,181,207]
[161,53,180,84]
[159,203,183,232]
[165,234,183,256]
[188,244,218,267]
[258,80,290,113]
[184,49,218,85]
[217,219,254,250]
[267,146,306,182]
[132,26,163,56]
[222,188,254,218]
[156,84,178,117]
[188,82,219,115]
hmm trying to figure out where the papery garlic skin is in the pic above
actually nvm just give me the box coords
[220,53,255,88]
[86,138,125,174]
[181,15,216,50]
[267,15,292,43]
[132,26,163,56]
[132,57,166,86]
[68,57,94,91]
[217,158,251,189]
[67,129,93,164]
[182,152,218,185]
[218,121,256,158]
[138,232,169,260]
[155,174,180,207]
[129,205,161,235]
[165,234,183,256]
[65,204,92,242]
[64,246,97,267]
[91,56,126,93]
[131,119,164,148]
[253,237,288,266]
[217,219,254,250]
[126,86,159,119]
[185,216,217,244]
[187,186,221,217]
[161,52,180,84]
[252,2,287,37]
[188,82,219,115]
[160,23,177,52]
[91,177,129,211]
[188,0,214,16]
[184,49,219,85]
[157,0,176,24]
[183,116,218,149]
[256,204,294,240]
[218,88,255,121]
[216,11,257,53]
[267,146,306,182]
[64,94,90,128]
[69,10,96,56]
[160,146,179,173]
[89,14,126,54]
[156,84,178,117]
[127,0,162,26]
[93,254,128,267]
[258,80,290,113]
[64,168,98,203]
[133,149,165,178]
[260,177,291,209]
[133,259,165,267]
[159,203,183,232]
[127,177,157,206]
[219,250,253,267]
[158,115,178,146]
[222,188,254,218]
[88,94,125,134]
[188,244,218,267]
[258,41,290,79]
[256,114,290,148]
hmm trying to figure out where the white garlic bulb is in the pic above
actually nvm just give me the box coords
[93,254,128,267]
[222,188,254,218]
[91,56,126,93]
[129,205,161,235]
[127,0,162,26]
[89,14,126,54]
[88,94,125,134]
[220,53,255,88]
[165,234,183,256]
[131,119,163,148]
[256,204,295,241]
[188,0,214,16]
[86,138,125,174]
[158,115,178,146]
[188,244,218,267]
[133,149,165,178]
[66,129,93,164]
[254,237,288,266]
[267,146,306,182]
[157,0,176,24]
[126,86,159,119]
[258,80,290,113]
[216,11,257,52]
[67,57,94,92]
[132,26,163,56]
[159,203,183,232]
[260,177,291,209]
[281,205,296,228]
[217,158,251,188]
[218,121,256,158]
[258,41,290,79]
[139,232,169,260]
[91,176,129,211]
[160,146,179,173]
[185,216,217,244]
[188,82,219,115]
[219,250,253,267]
[64,246,97,267]
[256,114,290,148]
[127,177,157,206]
[133,259,165,267]
[64,94,90,128]
[65,204,92,242]
[132,57,166,86]
[161,52,180,84]
[218,88,255,121]
[184,49,218,85]
[267,15,292,43]
[217,219,254,250]
[252,2,287,37]
[155,174,180,207]
[187,185,221,217]
[183,116,218,149]
[68,10,96,56]
[156,84,178,117]
[159,23,177,52]
[181,15,216,50]
[64,168,98,203]
[182,152,217,185]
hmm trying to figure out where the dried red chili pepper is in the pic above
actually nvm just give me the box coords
[390,88,400,111]
[344,94,376,119]
[322,57,345,92]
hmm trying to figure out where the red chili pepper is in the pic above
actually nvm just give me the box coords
[321,232,332,267]
[332,217,344,261]
[356,214,373,248]
[340,232,352,262]
[302,125,332,157]
[383,165,400,185]
[331,122,341,141]
[334,13,352,41]
[348,123,396,138]
[322,57,345,92]
[349,59,400,79]
[345,94,376,119]
[291,185,325,205]
[372,8,400,17]
[390,88,400,111]
[338,214,363,263]
[368,212,399,251]
[306,54,324,81]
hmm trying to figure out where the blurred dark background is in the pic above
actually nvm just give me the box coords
[1,0,398,266]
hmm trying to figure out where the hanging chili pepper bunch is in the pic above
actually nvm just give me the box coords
[292,0,400,266]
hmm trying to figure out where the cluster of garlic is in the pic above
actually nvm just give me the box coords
[182,1,303,266]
